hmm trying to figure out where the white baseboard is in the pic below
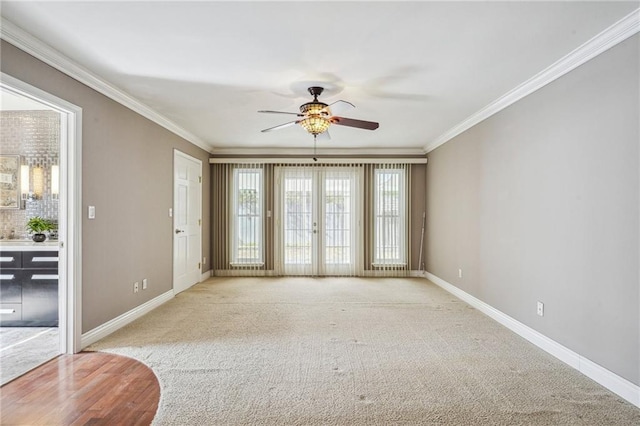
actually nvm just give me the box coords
[81,290,174,349]
[424,272,640,408]
[200,270,212,282]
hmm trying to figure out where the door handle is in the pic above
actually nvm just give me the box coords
[175,229,185,234]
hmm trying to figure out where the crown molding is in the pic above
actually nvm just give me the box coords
[210,147,427,156]
[209,157,428,164]
[424,8,640,154]
[0,18,214,153]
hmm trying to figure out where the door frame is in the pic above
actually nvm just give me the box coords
[172,149,202,294]
[1,72,83,354]
[275,166,363,276]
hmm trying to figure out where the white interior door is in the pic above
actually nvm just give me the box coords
[277,167,360,276]
[173,150,202,294]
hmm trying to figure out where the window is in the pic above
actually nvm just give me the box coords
[232,168,263,265]
[374,168,406,265]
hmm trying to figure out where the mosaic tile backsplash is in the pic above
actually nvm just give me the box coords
[0,110,60,240]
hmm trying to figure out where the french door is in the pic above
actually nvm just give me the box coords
[275,167,362,276]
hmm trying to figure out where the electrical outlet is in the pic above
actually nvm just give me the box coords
[203,257,207,266]
[142,278,148,290]
[537,301,544,317]
[458,268,463,278]
[134,282,139,293]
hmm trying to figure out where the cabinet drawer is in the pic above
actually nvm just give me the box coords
[23,269,58,284]
[22,273,58,325]
[0,271,22,303]
[0,303,23,323]
[0,252,22,269]
[22,252,59,270]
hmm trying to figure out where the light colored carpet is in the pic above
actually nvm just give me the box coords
[88,277,640,425]
[0,327,59,385]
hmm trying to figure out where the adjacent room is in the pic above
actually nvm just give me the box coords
[0,1,638,425]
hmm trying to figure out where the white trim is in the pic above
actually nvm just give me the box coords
[1,72,83,355]
[0,18,213,153]
[211,148,427,156]
[424,8,640,153]
[424,272,640,408]
[200,270,211,282]
[210,157,427,164]
[81,290,174,348]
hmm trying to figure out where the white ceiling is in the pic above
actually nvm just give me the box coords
[1,1,637,153]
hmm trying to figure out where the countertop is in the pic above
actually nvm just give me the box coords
[0,241,60,251]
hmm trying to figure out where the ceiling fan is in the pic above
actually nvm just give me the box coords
[258,86,379,140]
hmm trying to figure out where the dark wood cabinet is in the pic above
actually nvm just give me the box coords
[0,249,58,327]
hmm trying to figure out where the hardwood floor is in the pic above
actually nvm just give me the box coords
[0,352,160,426]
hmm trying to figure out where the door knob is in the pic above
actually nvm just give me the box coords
[175,229,184,234]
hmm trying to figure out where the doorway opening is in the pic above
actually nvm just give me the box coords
[0,73,81,384]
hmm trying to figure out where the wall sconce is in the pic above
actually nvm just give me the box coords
[32,167,44,199]
[20,164,30,201]
[51,165,59,200]
[20,165,44,202]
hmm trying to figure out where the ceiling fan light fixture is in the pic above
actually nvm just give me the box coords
[259,86,378,138]
[300,116,330,135]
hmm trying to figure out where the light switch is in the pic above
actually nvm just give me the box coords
[88,205,96,219]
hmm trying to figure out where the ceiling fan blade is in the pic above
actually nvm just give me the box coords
[261,121,299,132]
[331,116,379,131]
[258,110,303,116]
[324,100,355,116]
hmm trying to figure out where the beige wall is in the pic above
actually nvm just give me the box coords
[426,35,639,385]
[1,41,211,333]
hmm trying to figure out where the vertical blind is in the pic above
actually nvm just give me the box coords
[368,163,411,277]
[212,163,268,276]
[212,162,412,277]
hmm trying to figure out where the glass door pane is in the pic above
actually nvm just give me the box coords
[321,170,355,275]
[283,169,315,275]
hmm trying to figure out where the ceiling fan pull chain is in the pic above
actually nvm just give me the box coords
[313,135,318,162]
